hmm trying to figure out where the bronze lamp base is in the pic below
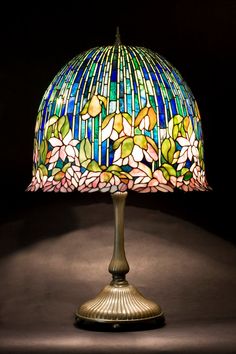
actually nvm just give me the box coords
[75,281,164,324]
[75,192,164,325]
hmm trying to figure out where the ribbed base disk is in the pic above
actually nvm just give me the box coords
[75,283,164,324]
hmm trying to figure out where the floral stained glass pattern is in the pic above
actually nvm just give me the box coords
[28,45,209,193]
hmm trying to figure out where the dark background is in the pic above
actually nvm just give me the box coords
[0,1,236,353]
[0,0,234,244]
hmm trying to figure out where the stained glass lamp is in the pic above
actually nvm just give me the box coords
[27,31,209,325]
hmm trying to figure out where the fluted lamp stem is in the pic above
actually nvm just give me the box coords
[75,192,164,325]
[109,192,129,283]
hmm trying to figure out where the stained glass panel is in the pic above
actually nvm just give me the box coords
[28,45,209,193]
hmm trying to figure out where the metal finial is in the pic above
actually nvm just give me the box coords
[115,26,121,45]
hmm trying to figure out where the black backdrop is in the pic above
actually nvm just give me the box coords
[0,0,234,243]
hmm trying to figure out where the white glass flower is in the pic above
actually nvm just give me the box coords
[177,132,199,170]
[48,130,79,165]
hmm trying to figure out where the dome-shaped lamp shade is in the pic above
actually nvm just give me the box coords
[27,45,209,193]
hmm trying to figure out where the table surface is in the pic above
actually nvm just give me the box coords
[0,202,235,354]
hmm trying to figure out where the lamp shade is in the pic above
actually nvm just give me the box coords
[27,44,209,193]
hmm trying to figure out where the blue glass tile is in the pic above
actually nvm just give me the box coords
[94,139,99,161]
[51,101,56,115]
[119,82,124,97]
[170,98,177,115]
[67,113,73,127]
[111,69,117,82]
[186,99,193,116]
[179,84,188,99]
[101,141,107,165]
[61,105,66,116]
[176,141,182,151]
[126,79,131,94]
[81,120,86,140]
[150,72,156,81]
[87,119,92,140]
[74,115,79,139]
[186,160,191,168]
[142,66,149,80]
[134,95,140,114]
[122,165,132,172]
[172,70,182,85]
[161,72,170,89]
[159,113,166,128]
[157,95,164,113]
[126,95,132,114]
[153,128,158,143]
[99,63,105,82]
[153,81,161,95]
[109,148,114,165]
[156,63,163,73]
[71,83,78,96]
[119,98,124,112]
[68,97,75,114]
[133,80,138,94]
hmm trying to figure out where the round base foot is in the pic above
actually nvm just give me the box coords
[75,283,164,324]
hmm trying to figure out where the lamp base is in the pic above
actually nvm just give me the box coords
[75,281,164,324]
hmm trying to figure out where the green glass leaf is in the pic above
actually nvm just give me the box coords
[52,168,61,176]
[87,160,102,172]
[160,167,170,181]
[188,122,193,137]
[183,171,193,181]
[40,140,48,164]
[85,138,92,159]
[134,135,147,149]
[57,116,66,132]
[173,125,179,140]
[81,159,90,168]
[54,125,59,138]
[162,163,176,176]
[168,138,176,164]
[122,113,132,124]
[38,164,48,176]
[181,167,189,175]
[199,140,204,161]
[161,139,170,161]
[121,138,134,158]
[97,95,107,108]
[46,125,53,140]
[173,115,183,125]
[120,171,132,179]
[80,101,90,115]
[54,171,64,181]
[35,111,42,133]
[180,124,186,138]
[113,136,126,150]
[47,115,59,127]
[62,162,71,172]
[183,116,190,132]
[176,170,181,177]
[60,116,70,138]
[102,113,114,129]
[79,139,86,163]
[107,165,122,172]
[135,127,141,135]
[112,171,121,178]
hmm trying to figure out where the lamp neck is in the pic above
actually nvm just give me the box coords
[109,191,129,285]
